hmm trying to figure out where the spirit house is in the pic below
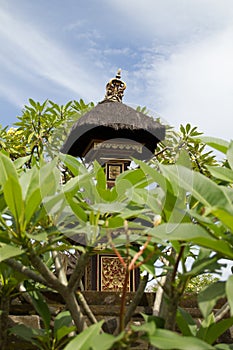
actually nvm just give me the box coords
[61,70,165,291]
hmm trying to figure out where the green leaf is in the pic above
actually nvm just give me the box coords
[117,167,151,188]
[201,317,233,344]
[198,282,225,318]
[176,149,192,168]
[65,194,87,222]
[150,223,233,259]
[212,208,233,232]
[13,155,31,169]
[206,166,233,182]
[91,201,126,214]
[180,124,186,135]
[91,333,124,350]
[43,192,66,216]
[106,215,124,229]
[185,251,221,277]
[0,152,18,186]
[63,170,94,204]
[9,324,43,349]
[64,321,104,350]
[39,159,60,197]
[0,192,7,212]
[138,245,161,275]
[56,325,76,343]
[25,187,42,225]
[3,176,24,229]
[176,307,197,336]
[20,167,37,199]
[214,344,233,349]
[29,98,37,108]
[59,153,82,176]
[26,232,47,241]
[197,313,215,340]
[63,176,81,194]
[160,164,231,210]
[26,284,51,331]
[160,164,233,231]
[134,160,167,191]
[186,123,191,134]
[97,186,118,202]
[226,275,233,316]
[0,243,24,262]
[54,311,74,341]
[27,131,35,144]
[94,161,106,190]
[20,167,42,225]
[148,329,214,349]
[150,222,208,241]
[137,314,165,332]
[198,137,229,154]
[227,141,233,171]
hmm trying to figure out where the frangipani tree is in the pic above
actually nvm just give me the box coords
[1,99,233,349]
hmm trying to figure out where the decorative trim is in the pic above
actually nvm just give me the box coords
[94,141,142,153]
[106,162,123,181]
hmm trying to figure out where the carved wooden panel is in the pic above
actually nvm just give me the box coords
[84,255,139,291]
[100,256,130,291]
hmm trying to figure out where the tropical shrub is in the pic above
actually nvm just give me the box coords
[0,99,233,349]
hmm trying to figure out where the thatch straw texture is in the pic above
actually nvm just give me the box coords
[61,100,165,159]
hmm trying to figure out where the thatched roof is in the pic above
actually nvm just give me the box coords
[61,100,165,160]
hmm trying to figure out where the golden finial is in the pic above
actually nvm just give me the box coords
[104,69,126,102]
[116,68,121,79]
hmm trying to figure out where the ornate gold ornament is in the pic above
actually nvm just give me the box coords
[104,69,126,102]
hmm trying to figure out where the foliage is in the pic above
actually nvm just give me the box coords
[0,99,94,163]
[155,123,217,176]
[177,282,233,346]
[149,273,219,294]
[1,99,233,348]
[185,274,219,293]
[10,309,75,350]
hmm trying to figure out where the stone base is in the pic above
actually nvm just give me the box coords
[9,315,40,328]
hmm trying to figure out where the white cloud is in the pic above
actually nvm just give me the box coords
[0,7,103,106]
[101,0,233,140]
[105,0,233,42]
[1,0,233,141]
[64,20,87,32]
[141,24,233,140]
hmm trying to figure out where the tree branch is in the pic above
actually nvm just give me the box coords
[63,290,88,333]
[215,302,230,322]
[29,250,88,332]
[29,248,65,293]
[76,291,98,325]
[68,252,90,292]
[52,250,68,286]
[124,273,149,327]
[153,274,167,316]
[6,258,49,287]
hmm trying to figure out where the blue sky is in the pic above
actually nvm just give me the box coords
[0,0,233,141]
